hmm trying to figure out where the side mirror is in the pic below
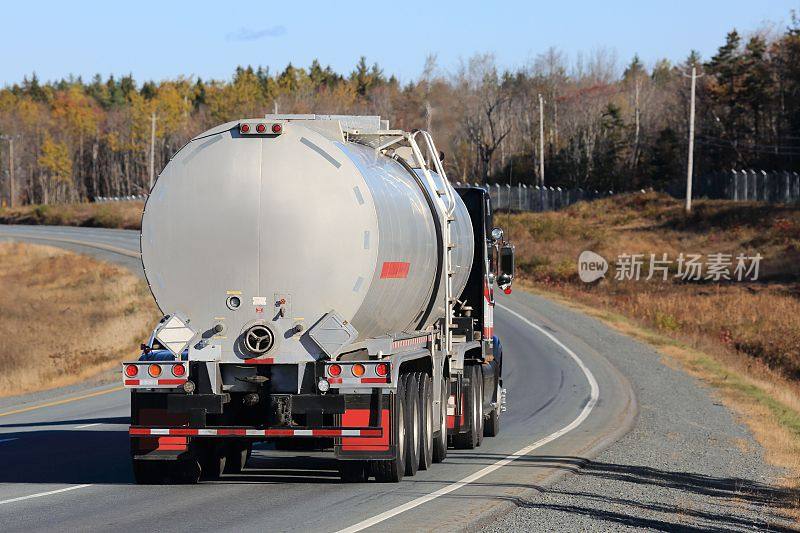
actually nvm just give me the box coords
[498,244,515,292]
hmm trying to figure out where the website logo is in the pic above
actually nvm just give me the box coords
[578,251,608,283]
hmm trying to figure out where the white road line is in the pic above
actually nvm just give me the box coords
[0,485,92,506]
[0,438,19,444]
[336,303,601,533]
[74,423,102,429]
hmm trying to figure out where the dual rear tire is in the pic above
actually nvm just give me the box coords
[370,370,437,482]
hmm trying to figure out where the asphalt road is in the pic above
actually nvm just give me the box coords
[0,225,633,531]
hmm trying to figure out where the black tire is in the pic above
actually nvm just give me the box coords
[198,441,226,480]
[171,457,202,484]
[372,373,407,482]
[432,375,448,463]
[132,459,168,485]
[417,372,433,471]
[338,460,369,482]
[484,404,501,437]
[403,373,420,477]
[224,441,252,474]
[452,367,479,449]
[474,366,485,447]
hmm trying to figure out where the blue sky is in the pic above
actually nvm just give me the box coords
[1,1,797,86]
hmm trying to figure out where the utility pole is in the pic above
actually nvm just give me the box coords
[685,65,703,213]
[0,135,16,208]
[538,93,545,186]
[149,112,156,190]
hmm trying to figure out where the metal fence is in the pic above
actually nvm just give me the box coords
[470,183,614,212]
[694,170,800,204]
[94,195,147,203]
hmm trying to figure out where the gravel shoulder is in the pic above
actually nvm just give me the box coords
[487,290,796,532]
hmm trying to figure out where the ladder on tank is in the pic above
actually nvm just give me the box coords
[407,131,457,360]
[345,126,459,360]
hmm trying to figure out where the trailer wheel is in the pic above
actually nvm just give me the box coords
[171,457,202,484]
[453,365,480,449]
[403,373,420,477]
[132,459,168,485]
[338,460,369,482]
[224,441,252,474]
[432,375,448,463]
[474,366,485,447]
[372,372,407,482]
[484,405,501,437]
[417,372,433,471]
[198,441,226,480]
[484,382,501,438]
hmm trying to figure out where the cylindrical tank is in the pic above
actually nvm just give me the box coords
[141,118,474,360]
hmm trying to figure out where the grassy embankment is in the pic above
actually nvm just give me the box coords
[0,201,144,229]
[506,192,800,492]
[0,242,159,396]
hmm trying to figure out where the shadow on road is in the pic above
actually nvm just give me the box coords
[421,453,800,532]
[0,425,340,485]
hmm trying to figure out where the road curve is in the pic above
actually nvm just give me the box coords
[0,225,635,532]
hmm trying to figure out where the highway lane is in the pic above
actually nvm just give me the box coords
[0,225,635,532]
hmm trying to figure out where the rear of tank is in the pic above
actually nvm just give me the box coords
[141,118,473,363]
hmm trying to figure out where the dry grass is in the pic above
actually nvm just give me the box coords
[0,242,159,396]
[507,192,800,508]
[0,201,144,229]
[507,192,800,380]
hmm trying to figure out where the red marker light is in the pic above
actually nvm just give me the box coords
[256,123,266,133]
[503,287,512,295]
[271,123,282,134]
[240,123,250,133]
[172,364,186,377]
[328,364,342,377]
[375,363,389,376]
[125,364,138,377]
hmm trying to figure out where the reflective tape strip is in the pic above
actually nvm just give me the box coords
[380,261,410,279]
[361,378,389,384]
[243,358,274,365]
[124,378,186,387]
[391,335,430,349]
[130,427,382,437]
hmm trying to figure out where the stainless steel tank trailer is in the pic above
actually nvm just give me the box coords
[124,114,515,483]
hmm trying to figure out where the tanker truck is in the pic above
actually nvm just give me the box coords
[123,114,515,483]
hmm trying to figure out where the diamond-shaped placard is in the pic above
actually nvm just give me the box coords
[155,315,197,357]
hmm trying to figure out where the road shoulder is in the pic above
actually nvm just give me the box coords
[486,290,797,531]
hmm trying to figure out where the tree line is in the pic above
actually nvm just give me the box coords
[1,14,799,206]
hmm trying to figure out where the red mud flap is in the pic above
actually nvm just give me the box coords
[337,408,391,455]
[129,426,382,438]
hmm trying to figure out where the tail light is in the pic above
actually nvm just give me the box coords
[375,363,389,376]
[172,364,186,377]
[256,123,266,133]
[271,123,282,134]
[148,364,162,378]
[240,123,250,133]
[124,364,138,377]
[352,363,365,377]
[328,364,342,377]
